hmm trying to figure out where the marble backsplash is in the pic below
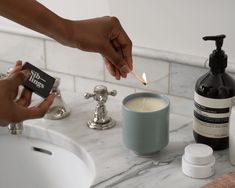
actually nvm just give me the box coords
[0,31,234,118]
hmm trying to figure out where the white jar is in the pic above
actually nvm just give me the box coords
[182,143,215,178]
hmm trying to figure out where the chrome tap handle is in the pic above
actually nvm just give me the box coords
[84,85,117,130]
[108,90,117,97]
[84,93,95,99]
[84,85,117,103]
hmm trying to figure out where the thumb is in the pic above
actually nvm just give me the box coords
[7,70,30,87]
[102,42,130,78]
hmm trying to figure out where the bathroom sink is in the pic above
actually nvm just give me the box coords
[0,126,95,188]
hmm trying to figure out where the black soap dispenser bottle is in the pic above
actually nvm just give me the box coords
[193,34,235,150]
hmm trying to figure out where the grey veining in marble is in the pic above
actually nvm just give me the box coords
[1,91,234,188]
[170,63,208,99]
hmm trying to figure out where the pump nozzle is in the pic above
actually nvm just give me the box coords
[203,34,227,71]
[203,34,226,51]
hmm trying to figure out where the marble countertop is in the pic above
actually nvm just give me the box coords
[18,91,235,187]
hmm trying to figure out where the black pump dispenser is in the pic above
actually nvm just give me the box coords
[203,34,227,71]
[193,34,235,150]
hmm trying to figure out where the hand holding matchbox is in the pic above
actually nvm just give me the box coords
[21,62,55,98]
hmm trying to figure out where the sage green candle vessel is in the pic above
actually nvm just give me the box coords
[122,92,170,156]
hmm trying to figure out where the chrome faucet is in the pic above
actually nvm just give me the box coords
[8,122,23,135]
[44,77,70,120]
[0,73,7,79]
[84,85,117,130]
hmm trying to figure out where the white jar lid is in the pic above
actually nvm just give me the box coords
[184,143,213,165]
[182,143,215,179]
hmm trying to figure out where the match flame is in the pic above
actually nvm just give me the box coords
[142,72,147,85]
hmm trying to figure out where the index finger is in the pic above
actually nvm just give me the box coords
[8,60,23,75]
[7,70,30,89]
[15,94,55,121]
[115,28,133,70]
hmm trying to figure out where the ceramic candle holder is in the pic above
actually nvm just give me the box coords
[122,92,170,156]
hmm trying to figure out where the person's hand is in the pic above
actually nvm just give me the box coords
[0,1,133,80]
[0,61,55,126]
[61,16,133,80]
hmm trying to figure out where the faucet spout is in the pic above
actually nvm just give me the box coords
[44,77,70,120]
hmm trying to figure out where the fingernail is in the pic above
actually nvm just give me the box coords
[7,68,13,75]
[51,92,56,98]
[120,65,129,75]
[22,69,31,79]
[16,60,22,66]
[46,93,56,102]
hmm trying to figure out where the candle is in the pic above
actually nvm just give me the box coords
[125,96,167,112]
[122,92,170,156]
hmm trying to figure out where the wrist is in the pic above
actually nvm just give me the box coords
[53,18,83,49]
[50,17,72,45]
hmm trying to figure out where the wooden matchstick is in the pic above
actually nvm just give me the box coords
[130,71,146,85]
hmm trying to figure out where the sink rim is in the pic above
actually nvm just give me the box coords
[0,124,96,187]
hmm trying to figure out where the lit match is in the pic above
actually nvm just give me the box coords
[142,72,147,85]
[130,71,147,85]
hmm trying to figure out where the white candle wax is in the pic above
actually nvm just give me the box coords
[125,96,167,112]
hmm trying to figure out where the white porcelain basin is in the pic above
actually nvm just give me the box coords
[0,127,95,188]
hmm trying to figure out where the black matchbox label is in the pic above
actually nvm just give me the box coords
[22,62,55,98]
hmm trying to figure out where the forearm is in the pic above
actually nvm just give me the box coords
[0,0,69,43]
[0,1,132,79]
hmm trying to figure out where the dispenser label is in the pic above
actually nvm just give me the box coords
[193,92,233,138]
